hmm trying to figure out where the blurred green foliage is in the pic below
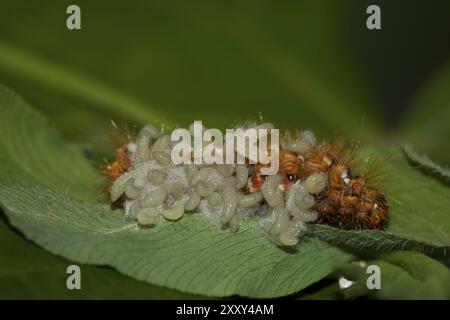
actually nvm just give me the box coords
[0,1,382,138]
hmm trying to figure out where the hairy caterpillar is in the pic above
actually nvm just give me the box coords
[105,122,388,247]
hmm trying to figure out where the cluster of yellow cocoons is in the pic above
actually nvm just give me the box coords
[110,123,328,247]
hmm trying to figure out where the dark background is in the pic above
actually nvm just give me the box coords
[350,0,450,126]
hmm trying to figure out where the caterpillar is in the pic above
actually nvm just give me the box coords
[105,122,388,247]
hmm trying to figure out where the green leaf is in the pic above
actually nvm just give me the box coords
[402,144,450,182]
[0,185,352,298]
[0,217,203,299]
[306,224,447,259]
[0,86,352,298]
[0,85,105,200]
[340,251,450,299]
